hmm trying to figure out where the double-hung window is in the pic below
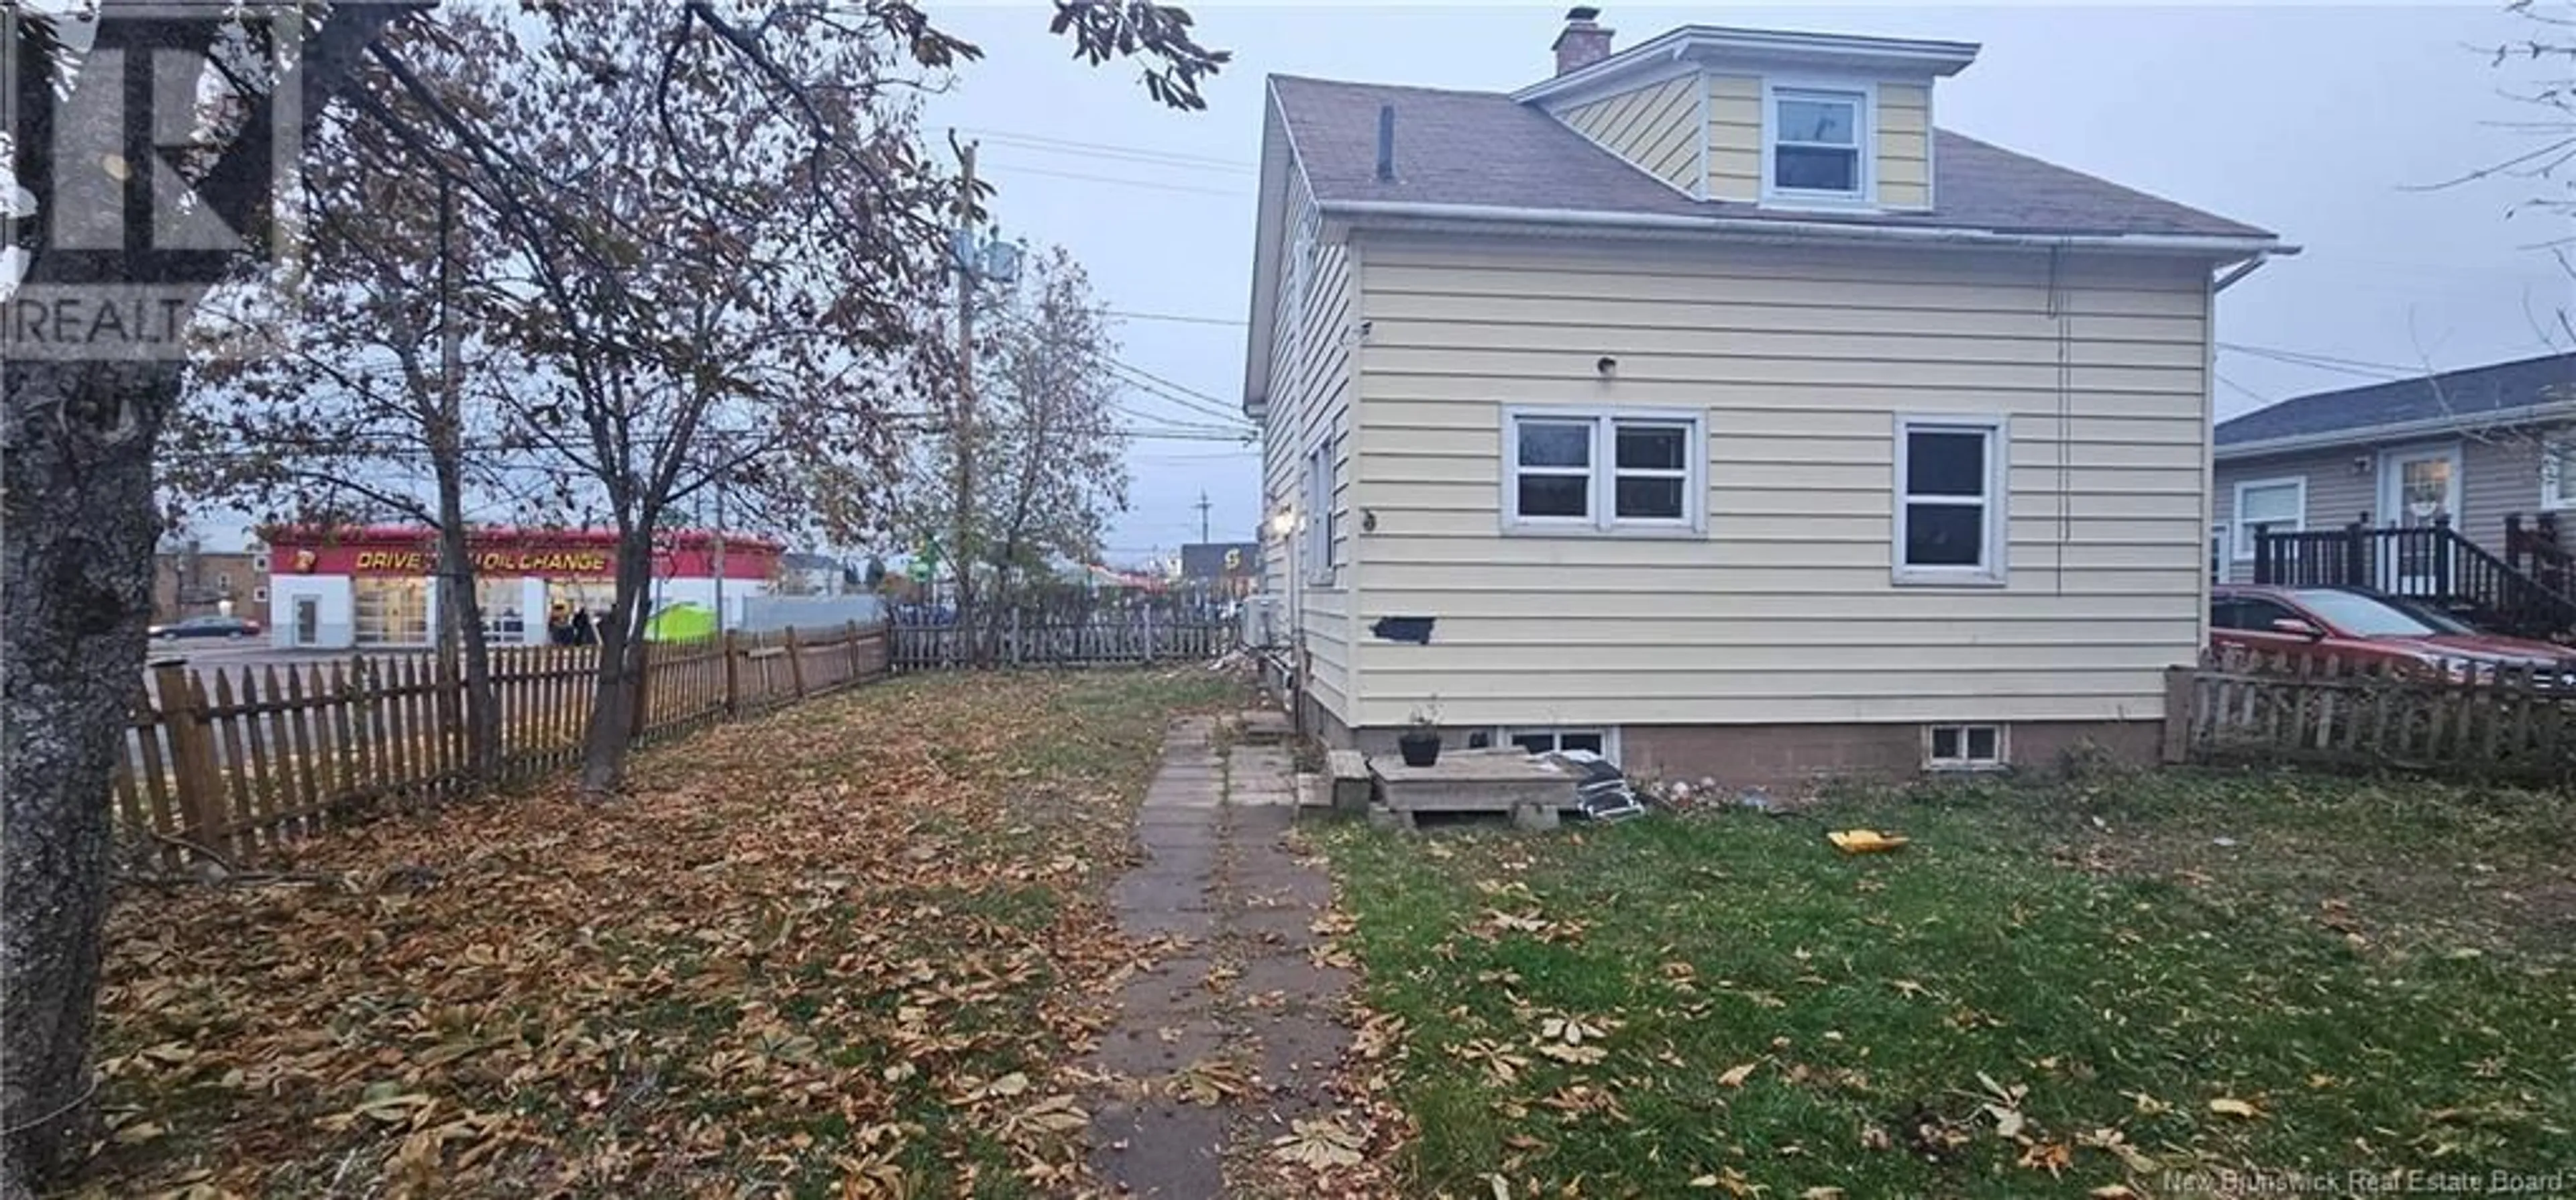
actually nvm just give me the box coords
[2543,437,2574,512]
[1503,408,1704,535]
[1303,435,1336,584]
[1893,415,2006,585]
[2232,477,2306,561]
[1768,87,1866,200]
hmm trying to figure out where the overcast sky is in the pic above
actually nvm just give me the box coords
[918,1,2571,565]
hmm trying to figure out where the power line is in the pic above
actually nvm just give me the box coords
[2214,371,2273,410]
[979,160,1249,200]
[2217,342,2420,380]
[956,127,1255,172]
[1105,309,1246,327]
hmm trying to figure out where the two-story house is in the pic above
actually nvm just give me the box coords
[1242,9,2290,784]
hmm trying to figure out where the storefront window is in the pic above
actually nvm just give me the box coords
[353,578,430,645]
[544,579,614,645]
[478,578,527,642]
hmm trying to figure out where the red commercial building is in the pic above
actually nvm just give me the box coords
[261,525,780,648]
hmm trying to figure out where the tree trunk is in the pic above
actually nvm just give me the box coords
[576,530,655,796]
[432,486,501,782]
[2,360,180,1193]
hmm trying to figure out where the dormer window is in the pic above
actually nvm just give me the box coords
[1766,86,1868,200]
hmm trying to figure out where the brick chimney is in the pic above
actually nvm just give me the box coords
[1552,7,1613,76]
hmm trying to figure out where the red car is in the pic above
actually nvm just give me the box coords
[2209,584,2576,680]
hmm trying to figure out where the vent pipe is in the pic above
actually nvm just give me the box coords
[1375,105,1396,183]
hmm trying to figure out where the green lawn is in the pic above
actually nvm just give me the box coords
[1320,769,2576,1199]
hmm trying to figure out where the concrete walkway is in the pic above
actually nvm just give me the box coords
[1085,717,1354,1196]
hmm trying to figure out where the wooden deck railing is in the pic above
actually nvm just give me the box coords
[116,620,891,867]
[2254,515,2576,639]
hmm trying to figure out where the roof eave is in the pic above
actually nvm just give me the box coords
[2214,398,2576,461]
[1512,25,1980,106]
[1241,84,1298,422]
[1318,198,2292,260]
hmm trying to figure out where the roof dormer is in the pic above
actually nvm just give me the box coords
[1515,11,1978,213]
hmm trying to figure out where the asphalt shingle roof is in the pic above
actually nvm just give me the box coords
[2214,352,2576,448]
[1270,74,2273,240]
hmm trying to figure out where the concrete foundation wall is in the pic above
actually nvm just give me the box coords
[1340,718,2161,790]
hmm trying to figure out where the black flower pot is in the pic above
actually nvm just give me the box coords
[1397,731,1442,767]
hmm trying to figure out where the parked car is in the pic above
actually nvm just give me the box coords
[148,614,261,641]
[2209,585,2576,681]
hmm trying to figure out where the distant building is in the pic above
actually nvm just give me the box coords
[1179,542,1260,598]
[776,551,855,596]
[260,525,778,648]
[154,544,268,624]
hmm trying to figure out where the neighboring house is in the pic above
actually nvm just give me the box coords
[154,542,269,624]
[1179,541,1263,598]
[2211,351,2575,585]
[776,551,855,596]
[1241,10,2288,783]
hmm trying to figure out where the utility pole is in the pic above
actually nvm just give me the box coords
[1195,490,1212,543]
[951,137,979,627]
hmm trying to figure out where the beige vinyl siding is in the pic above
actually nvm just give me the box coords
[1558,73,1702,194]
[1258,172,1360,720]
[1706,73,1762,201]
[1349,235,2214,729]
[1878,82,1932,209]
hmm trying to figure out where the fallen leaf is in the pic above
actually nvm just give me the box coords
[1718,1061,1758,1087]
[2208,1097,2262,1118]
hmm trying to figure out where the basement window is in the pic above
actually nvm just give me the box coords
[1927,724,2004,770]
[1504,728,1609,756]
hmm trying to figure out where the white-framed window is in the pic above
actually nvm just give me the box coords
[1892,415,2007,586]
[1498,726,1618,761]
[2543,437,2573,512]
[1502,407,1705,536]
[215,572,231,592]
[2232,476,2307,561]
[1303,435,1336,585]
[1766,84,1868,201]
[252,586,268,604]
[251,552,270,573]
[1926,724,2005,770]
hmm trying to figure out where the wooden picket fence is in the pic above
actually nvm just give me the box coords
[2161,647,2576,784]
[116,620,891,868]
[892,608,1232,671]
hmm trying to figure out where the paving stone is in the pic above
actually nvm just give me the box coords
[1111,871,1216,915]
[1091,1016,1227,1078]
[1116,906,1218,940]
[1236,953,1354,1003]
[1135,840,1218,878]
[1229,805,1295,838]
[1088,1097,1228,1197]
[1108,962,1218,1022]
[1252,1016,1352,1095]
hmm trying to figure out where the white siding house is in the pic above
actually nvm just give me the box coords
[1243,15,2287,784]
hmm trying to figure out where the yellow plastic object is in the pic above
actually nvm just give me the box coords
[1827,829,1911,854]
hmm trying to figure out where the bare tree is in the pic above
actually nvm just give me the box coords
[902,244,1130,629]
[3,1,1224,1189]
